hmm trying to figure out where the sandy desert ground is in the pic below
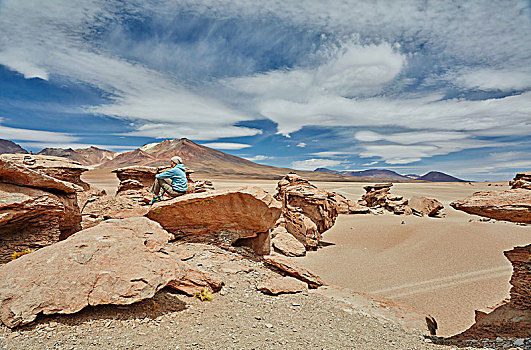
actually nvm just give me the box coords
[82,170,530,337]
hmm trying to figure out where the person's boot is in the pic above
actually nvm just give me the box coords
[149,195,161,205]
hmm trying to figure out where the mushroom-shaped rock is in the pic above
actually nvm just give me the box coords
[0,217,183,328]
[146,187,281,254]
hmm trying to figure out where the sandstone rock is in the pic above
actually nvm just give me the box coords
[117,179,144,192]
[509,171,531,190]
[450,189,531,223]
[112,166,158,189]
[0,157,78,193]
[271,226,306,257]
[0,217,184,328]
[283,209,320,248]
[263,255,324,287]
[147,187,281,254]
[0,183,82,263]
[167,262,223,296]
[450,244,531,340]
[408,196,444,217]
[329,192,369,214]
[257,276,307,295]
[2,154,90,190]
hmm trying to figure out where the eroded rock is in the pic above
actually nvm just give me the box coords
[167,262,224,296]
[408,196,444,217]
[263,255,324,287]
[257,276,307,295]
[0,217,184,328]
[147,187,281,254]
[271,226,306,257]
[510,171,531,190]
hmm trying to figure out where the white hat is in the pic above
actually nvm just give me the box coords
[171,156,183,164]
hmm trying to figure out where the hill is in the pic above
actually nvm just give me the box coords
[418,171,467,182]
[0,139,28,154]
[37,146,117,166]
[100,139,362,181]
[315,168,466,182]
[315,168,410,180]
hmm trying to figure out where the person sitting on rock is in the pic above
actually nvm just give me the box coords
[150,156,187,204]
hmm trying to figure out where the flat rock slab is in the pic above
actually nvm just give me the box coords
[0,157,77,194]
[263,255,324,287]
[168,262,224,296]
[450,189,531,223]
[0,217,183,328]
[147,186,281,243]
[271,227,306,257]
[257,276,307,295]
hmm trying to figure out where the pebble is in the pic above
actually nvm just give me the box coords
[513,338,525,346]
[264,323,273,329]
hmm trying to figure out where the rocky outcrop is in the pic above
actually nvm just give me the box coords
[257,276,307,295]
[168,262,224,296]
[263,255,324,287]
[329,192,370,214]
[2,154,90,190]
[451,244,531,340]
[0,218,184,328]
[271,226,306,257]
[274,174,340,249]
[450,190,530,224]
[146,187,282,254]
[359,183,412,215]
[509,171,531,190]
[408,196,444,217]
[0,158,82,263]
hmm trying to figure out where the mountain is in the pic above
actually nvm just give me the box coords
[100,139,355,180]
[417,171,467,182]
[315,168,411,180]
[37,146,117,166]
[0,139,28,154]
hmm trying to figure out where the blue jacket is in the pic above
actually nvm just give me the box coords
[155,164,188,192]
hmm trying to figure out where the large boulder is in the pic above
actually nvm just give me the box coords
[0,217,184,328]
[2,154,90,190]
[271,226,306,257]
[450,244,531,340]
[146,187,282,254]
[0,158,82,263]
[450,189,531,223]
[257,276,307,295]
[408,196,444,217]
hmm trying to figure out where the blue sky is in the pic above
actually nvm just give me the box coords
[0,0,530,180]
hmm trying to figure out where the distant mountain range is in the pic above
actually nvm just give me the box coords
[315,168,467,182]
[0,139,28,155]
[37,147,118,166]
[0,138,468,181]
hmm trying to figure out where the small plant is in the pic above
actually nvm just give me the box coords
[194,288,213,301]
[11,249,34,260]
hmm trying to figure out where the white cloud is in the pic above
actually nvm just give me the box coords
[245,155,271,162]
[454,68,531,91]
[0,124,77,143]
[363,161,378,166]
[296,142,307,148]
[311,151,349,158]
[291,158,343,170]
[200,142,252,150]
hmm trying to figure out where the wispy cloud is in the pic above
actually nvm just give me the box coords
[200,142,251,150]
[291,158,344,170]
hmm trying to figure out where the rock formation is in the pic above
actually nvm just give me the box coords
[450,244,530,340]
[146,187,282,254]
[263,255,324,287]
[408,196,444,217]
[2,154,90,190]
[359,183,444,217]
[0,158,82,263]
[37,146,117,166]
[0,217,185,328]
[451,172,531,223]
[257,276,307,295]
[273,174,342,249]
[271,226,306,257]
[509,171,531,190]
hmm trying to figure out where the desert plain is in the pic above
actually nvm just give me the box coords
[82,170,530,337]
